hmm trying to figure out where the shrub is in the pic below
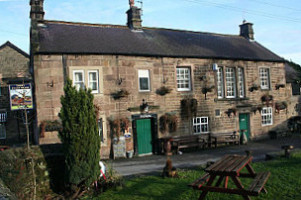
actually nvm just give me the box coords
[59,79,101,195]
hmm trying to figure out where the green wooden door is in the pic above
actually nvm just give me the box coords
[136,119,152,155]
[239,113,250,140]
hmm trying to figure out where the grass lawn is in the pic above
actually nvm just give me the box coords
[86,151,301,200]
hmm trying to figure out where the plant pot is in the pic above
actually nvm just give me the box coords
[126,150,134,158]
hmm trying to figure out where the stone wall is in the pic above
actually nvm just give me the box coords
[34,54,297,157]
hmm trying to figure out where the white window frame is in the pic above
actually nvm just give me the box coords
[98,118,104,143]
[73,70,85,90]
[177,67,191,91]
[225,67,236,98]
[238,67,245,98]
[259,68,270,90]
[138,70,150,92]
[0,123,6,139]
[193,117,209,134]
[217,67,224,98]
[261,107,273,126]
[88,70,99,94]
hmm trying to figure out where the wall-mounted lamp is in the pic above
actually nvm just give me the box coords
[46,80,54,87]
[212,63,218,71]
[117,78,124,85]
[140,99,149,113]
[200,75,207,81]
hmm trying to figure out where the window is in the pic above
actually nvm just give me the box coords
[73,70,85,90]
[215,109,221,117]
[177,68,191,91]
[72,69,101,94]
[88,70,99,93]
[217,67,224,98]
[259,68,270,90]
[98,118,104,143]
[216,66,245,99]
[193,117,209,134]
[0,123,6,139]
[292,83,301,96]
[238,67,245,97]
[225,68,236,98]
[261,107,273,126]
[138,70,150,91]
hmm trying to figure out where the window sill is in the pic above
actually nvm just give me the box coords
[260,88,271,91]
[262,124,273,127]
[177,89,191,91]
[214,97,249,102]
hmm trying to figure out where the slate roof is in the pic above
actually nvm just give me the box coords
[0,41,29,58]
[285,63,301,83]
[37,21,284,62]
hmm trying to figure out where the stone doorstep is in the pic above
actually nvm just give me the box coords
[39,138,61,145]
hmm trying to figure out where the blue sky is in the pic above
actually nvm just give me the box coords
[1,0,301,65]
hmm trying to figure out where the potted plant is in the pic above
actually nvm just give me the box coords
[159,114,169,134]
[181,98,198,118]
[225,108,237,117]
[249,84,259,92]
[168,115,178,133]
[261,94,273,106]
[159,114,178,134]
[111,89,129,100]
[202,86,215,100]
[275,101,288,113]
[275,84,285,90]
[156,86,172,96]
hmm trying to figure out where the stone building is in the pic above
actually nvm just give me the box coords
[0,41,33,145]
[30,0,298,158]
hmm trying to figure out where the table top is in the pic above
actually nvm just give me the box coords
[205,154,253,176]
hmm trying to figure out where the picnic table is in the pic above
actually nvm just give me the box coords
[189,154,270,200]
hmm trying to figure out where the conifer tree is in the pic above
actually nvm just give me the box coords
[59,79,100,191]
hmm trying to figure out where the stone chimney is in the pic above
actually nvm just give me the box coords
[30,0,45,55]
[30,0,44,21]
[126,0,142,30]
[239,20,254,40]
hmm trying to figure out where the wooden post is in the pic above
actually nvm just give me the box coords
[24,108,30,150]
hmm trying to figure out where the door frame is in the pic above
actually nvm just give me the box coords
[132,113,158,156]
[239,113,251,140]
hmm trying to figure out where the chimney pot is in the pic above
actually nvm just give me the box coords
[126,1,142,30]
[129,0,135,7]
[30,0,44,21]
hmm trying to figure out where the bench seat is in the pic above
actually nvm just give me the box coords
[172,135,206,153]
[188,173,210,189]
[247,172,270,196]
[210,132,240,148]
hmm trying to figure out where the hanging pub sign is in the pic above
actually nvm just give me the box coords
[9,83,33,110]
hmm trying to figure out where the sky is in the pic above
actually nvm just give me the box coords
[0,0,301,65]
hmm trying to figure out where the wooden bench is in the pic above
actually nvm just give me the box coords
[188,173,210,189]
[172,135,205,154]
[247,172,270,196]
[210,132,240,148]
[189,155,270,200]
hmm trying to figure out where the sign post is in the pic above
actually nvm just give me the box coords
[9,83,33,150]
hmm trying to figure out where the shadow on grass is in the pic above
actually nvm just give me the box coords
[97,169,203,200]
